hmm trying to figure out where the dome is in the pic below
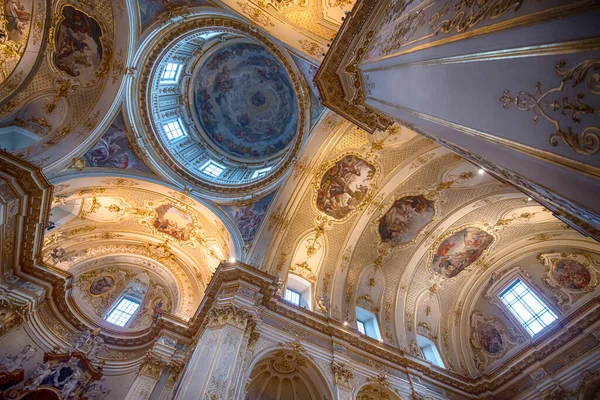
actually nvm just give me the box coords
[194,42,299,160]
[129,18,308,197]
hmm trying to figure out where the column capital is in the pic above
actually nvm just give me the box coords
[331,361,354,388]
[206,304,256,331]
[139,353,169,379]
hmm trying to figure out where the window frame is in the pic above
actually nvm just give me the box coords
[417,335,445,368]
[162,119,187,141]
[199,160,226,178]
[355,306,382,340]
[357,320,366,335]
[484,267,560,337]
[251,167,272,180]
[284,274,312,310]
[104,296,141,327]
[284,288,301,306]
[499,278,557,336]
[160,62,183,84]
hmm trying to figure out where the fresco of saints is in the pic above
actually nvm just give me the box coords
[54,6,103,79]
[432,227,493,278]
[379,195,434,245]
[553,259,591,290]
[316,155,376,219]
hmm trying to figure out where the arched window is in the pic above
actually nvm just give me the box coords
[284,274,312,310]
[355,307,381,340]
[417,335,445,367]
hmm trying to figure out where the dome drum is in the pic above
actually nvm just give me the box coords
[131,16,309,196]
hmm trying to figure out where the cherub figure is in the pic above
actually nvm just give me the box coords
[0,345,37,372]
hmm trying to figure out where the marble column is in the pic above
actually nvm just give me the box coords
[173,304,257,400]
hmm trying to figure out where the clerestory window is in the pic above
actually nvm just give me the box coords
[500,279,557,336]
[284,288,301,306]
[161,62,183,83]
[105,297,140,327]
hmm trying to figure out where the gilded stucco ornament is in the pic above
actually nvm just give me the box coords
[312,152,380,222]
[134,198,217,259]
[469,311,524,371]
[539,252,599,311]
[427,225,495,282]
[331,361,353,387]
[501,59,600,156]
[236,2,274,27]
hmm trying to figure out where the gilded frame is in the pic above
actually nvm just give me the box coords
[311,151,381,223]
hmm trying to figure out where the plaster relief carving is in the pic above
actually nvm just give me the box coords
[469,311,524,371]
[315,154,378,220]
[539,251,599,311]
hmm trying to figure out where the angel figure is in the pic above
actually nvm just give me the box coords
[0,344,37,372]
[61,368,83,398]
[87,335,108,362]
[85,377,110,400]
[70,329,92,353]
[315,296,329,314]
[25,362,53,390]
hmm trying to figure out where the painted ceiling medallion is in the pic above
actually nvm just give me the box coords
[540,252,598,296]
[152,204,195,241]
[379,195,435,246]
[552,258,592,290]
[194,43,298,159]
[476,323,503,355]
[316,155,377,220]
[53,6,104,81]
[431,227,494,279]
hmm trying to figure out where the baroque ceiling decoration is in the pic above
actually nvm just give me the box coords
[0,1,599,397]
[128,12,310,196]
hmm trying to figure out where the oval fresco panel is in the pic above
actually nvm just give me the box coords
[0,0,34,84]
[316,155,376,220]
[552,258,591,290]
[53,6,103,81]
[477,323,503,355]
[153,204,194,241]
[89,275,114,295]
[379,195,434,246]
[431,227,493,278]
[194,43,298,159]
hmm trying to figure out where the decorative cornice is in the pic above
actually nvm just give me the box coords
[132,15,308,196]
[314,0,392,133]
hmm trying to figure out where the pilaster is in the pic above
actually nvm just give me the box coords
[125,354,169,400]
[173,304,258,400]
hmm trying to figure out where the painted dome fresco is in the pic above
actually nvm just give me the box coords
[131,20,308,196]
[194,43,299,159]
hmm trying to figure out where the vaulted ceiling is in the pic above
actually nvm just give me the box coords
[1,0,599,380]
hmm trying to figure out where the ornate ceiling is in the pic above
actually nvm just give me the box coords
[0,0,599,388]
